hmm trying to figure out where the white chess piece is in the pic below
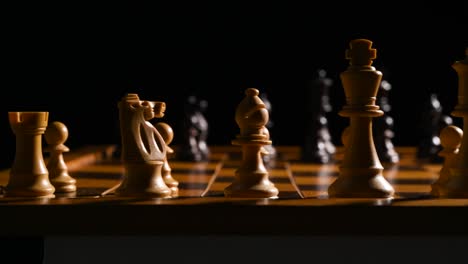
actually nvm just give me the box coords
[431,125,463,197]
[328,39,394,198]
[6,112,55,197]
[445,49,468,197]
[225,88,279,198]
[115,93,172,198]
[44,121,77,193]
[155,122,179,197]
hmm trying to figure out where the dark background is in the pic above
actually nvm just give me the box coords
[0,3,467,262]
[1,2,467,168]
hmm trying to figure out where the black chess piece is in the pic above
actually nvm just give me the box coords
[302,69,336,163]
[417,93,453,163]
[260,92,277,165]
[374,78,399,163]
[178,95,210,161]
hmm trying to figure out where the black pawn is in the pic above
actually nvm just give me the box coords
[177,95,210,161]
[374,78,399,163]
[416,94,453,163]
[302,69,335,163]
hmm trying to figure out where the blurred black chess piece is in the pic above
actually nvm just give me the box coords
[260,92,277,165]
[302,69,336,163]
[417,93,453,163]
[374,78,400,164]
[177,95,210,161]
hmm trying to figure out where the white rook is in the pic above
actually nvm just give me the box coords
[6,112,55,197]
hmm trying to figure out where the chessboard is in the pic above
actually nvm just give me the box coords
[0,144,467,236]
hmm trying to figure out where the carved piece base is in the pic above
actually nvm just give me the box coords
[224,171,279,198]
[163,174,179,197]
[50,175,77,193]
[169,187,179,197]
[116,162,172,198]
[328,174,394,198]
[5,182,55,198]
[5,173,56,198]
[441,168,468,198]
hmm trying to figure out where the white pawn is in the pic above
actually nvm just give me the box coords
[155,122,179,197]
[431,125,463,197]
[445,48,468,197]
[44,121,77,193]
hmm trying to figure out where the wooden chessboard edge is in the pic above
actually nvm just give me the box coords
[0,204,467,236]
[64,144,117,171]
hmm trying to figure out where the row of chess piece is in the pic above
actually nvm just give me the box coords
[302,60,457,166]
[0,97,185,198]
[174,61,455,167]
[428,46,468,198]
[325,40,468,199]
[0,81,298,198]
[0,88,279,199]
[114,37,467,200]
[3,113,76,197]
[114,89,280,198]
[2,39,467,199]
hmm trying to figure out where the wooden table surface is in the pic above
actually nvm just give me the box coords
[0,145,467,236]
